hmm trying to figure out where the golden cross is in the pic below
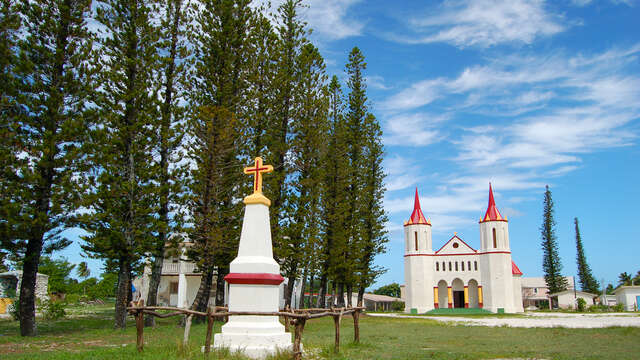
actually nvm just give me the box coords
[244,157,273,194]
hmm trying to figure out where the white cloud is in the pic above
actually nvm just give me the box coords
[383,112,446,147]
[255,0,364,41]
[366,75,391,90]
[394,0,564,48]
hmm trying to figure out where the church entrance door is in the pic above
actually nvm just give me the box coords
[453,291,465,308]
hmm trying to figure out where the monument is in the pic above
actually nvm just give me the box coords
[212,157,293,358]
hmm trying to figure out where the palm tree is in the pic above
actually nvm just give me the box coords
[618,272,631,286]
[77,262,91,295]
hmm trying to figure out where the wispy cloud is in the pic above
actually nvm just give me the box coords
[390,0,564,48]
[383,112,447,147]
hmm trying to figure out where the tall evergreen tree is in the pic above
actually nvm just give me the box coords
[574,217,599,294]
[78,0,159,329]
[144,0,189,327]
[284,43,328,307]
[540,185,568,294]
[317,75,348,308]
[187,0,251,311]
[2,0,93,336]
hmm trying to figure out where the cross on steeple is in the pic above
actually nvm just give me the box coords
[244,157,273,194]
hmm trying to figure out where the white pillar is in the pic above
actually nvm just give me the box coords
[177,247,187,308]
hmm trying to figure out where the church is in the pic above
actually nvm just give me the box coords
[403,184,524,314]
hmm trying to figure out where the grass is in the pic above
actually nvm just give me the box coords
[1,303,639,359]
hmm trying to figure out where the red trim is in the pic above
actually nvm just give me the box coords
[479,302,483,308]
[465,303,469,308]
[434,302,438,308]
[464,286,468,289]
[224,273,284,285]
[511,260,523,275]
[405,250,510,257]
[448,303,452,308]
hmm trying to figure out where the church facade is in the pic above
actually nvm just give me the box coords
[404,185,524,313]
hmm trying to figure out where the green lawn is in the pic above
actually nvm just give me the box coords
[1,304,638,359]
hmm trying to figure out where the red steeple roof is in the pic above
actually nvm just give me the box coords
[511,261,523,276]
[480,183,507,223]
[405,188,430,226]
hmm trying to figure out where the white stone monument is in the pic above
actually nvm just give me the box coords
[212,157,293,358]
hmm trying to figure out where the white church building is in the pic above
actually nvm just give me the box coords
[404,185,524,314]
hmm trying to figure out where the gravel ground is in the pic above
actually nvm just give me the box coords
[368,312,640,328]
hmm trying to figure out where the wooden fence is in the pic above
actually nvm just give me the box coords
[127,299,364,360]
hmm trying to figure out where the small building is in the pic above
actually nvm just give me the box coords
[613,286,640,311]
[521,276,575,309]
[0,271,49,314]
[549,289,597,309]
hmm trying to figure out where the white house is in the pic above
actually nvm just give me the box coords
[614,286,640,311]
[521,276,575,309]
[549,289,597,309]
[404,185,524,314]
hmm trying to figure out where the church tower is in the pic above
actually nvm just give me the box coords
[404,188,434,313]
[478,184,517,313]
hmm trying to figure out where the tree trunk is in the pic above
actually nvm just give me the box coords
[346,284,352,307]
[215,267,228,307]
[115,258,131,329]
[317,273,327,308]
[357,286,365,307]
[144,250,164,327]
[336,283,345,307]
[191,266,214,314]
[331,281,336,307]
[285,275,296,308]
[298,268,309,309]
[19,235,44,336]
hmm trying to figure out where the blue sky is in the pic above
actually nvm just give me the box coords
[62,0,640,290]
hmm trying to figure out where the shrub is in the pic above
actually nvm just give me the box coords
[65,293,80,304]
[612,303,624,312]
[576,298,586,312]
[40,299,67,320]
[8,297,19,321]
[391,301,405,312]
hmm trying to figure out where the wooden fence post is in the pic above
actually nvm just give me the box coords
[283,305,290,333]
[135,299,144,352]
[292,317,306,360]
[183,314,193,347]
[352,308,360,344]
[332,307,343,353]
[204,308,214,356]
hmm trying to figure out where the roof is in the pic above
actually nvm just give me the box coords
[404,188,430,226]
[521,276,575,289]
[479,183,507,223]
[435,234,477,254]
[511,261,523,276]
[363,293,402,302]
[613,285,640,294]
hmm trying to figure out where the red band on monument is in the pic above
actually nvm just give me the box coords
[224,273,285,285]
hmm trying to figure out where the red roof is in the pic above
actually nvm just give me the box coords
[480,183,507,223]
[405,188,430,226]
[511,261,523,276]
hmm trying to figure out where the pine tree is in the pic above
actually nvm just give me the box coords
[574,218,599,294]
[187,0,251,311]
[144,0,189,327]
[285,43,328,307]
[317,75,348,308]
[2,0,93,336]
[540,185,568,294]
[78,0,159,329]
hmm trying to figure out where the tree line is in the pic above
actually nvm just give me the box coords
[1,0,388,336]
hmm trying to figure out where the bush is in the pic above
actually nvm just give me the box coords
[391,301,405,312]
[576,298,586,312]
[612,303,624,312]
[8,297,19,321]
[40,299,67,320]
[65,293,80,304]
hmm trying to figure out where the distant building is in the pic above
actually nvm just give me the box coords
[549,289,597,309]
[404,185,524,314]
[614,286,640,311]
[0,271,49,314]
[521,276,575,309]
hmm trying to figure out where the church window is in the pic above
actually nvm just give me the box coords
[449,262,452,271]
[436,262,439,271]
[414,232,418,251]
[453,242,459,248]
[455,262,458,271]
[468,261,471,271]
[442,262,446,271]
[461,262,465,271]
[492,228,497,248]
[474,261,478,271]
[170,282,179,294]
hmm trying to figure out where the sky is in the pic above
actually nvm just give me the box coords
[61,0,640,290]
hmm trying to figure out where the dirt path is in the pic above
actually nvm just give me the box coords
[368,312,640,328]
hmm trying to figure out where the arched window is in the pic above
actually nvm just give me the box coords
[492,228,497,248]
[449,262,452,271]
[461,261,465,271]
[455,262,458,271]
[442,262,446,271]
[414,232,418,251]
[468,261,471,271]
[436,262,439,271]
[474,261,478,271]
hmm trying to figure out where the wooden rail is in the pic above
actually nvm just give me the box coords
[127,299,364,359]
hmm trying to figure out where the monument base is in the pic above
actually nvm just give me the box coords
[210,332,293,359]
